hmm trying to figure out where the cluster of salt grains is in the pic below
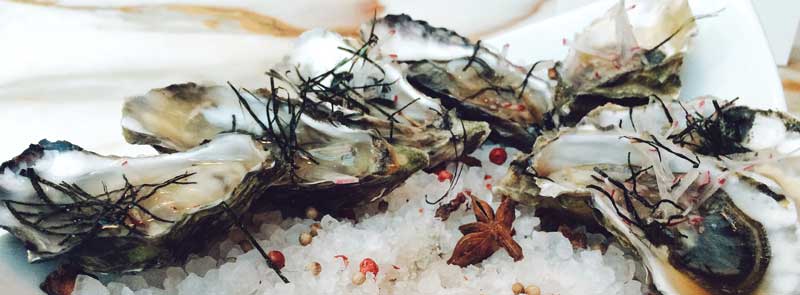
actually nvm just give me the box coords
[72,145,643,295]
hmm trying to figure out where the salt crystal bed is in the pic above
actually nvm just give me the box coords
[72,145,645,295]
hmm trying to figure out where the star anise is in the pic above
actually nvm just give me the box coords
[447,195,523,267]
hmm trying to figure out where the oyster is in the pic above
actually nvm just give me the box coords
[122,80,488,171]
[0,133,282,272]
[273,28,445,127]
[122,83,432,209]
[581,96,800,217]
[580,96,800,157]
[551,0,696,126]
[361,14,554,151]
[496,127,800,294]
[268,28,492,163]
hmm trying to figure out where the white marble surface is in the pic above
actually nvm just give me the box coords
[751,1,800,65]
[0,0,786,293]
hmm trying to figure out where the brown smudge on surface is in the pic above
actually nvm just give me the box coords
[203,18,221,29]
[469,0,548,40]
[118,6,141,13]
[782,47,800,114]
[784,79,800,93]
[333,27,362,38]
[9,0,57,5]
[10,0,133,11]
[360,0,385,16]
[166,5,305,37]
[10,0,385,37]
[9,0,312,37]
[781,60,800,114]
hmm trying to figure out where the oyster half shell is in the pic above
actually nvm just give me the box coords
[551,0,696,126]
[496,127,800,294]
[122,83,433,209]
[360,14,553,151]
[0,133,282,272]
[269,28,493,161]
[580,96,800,157]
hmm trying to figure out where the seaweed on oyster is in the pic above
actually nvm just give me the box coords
[580,96,800,217]
[0,134,282,272]
[496,127,800,294]
[551,0,697,126]
[123,82,431,210]
[269,27,494,162]
[360,14,554,151]
[123,24,495,170]
[580,96,800,157]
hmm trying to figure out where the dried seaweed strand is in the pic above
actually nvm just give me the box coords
[220,202,289,283]
[284,16,399,121]
[650,95,674,124]
[229,81,317,183]
[386,98,422,142]
[624,135,700,168]
[667,98,747,156]
[461,40,482,71]
[425,108,469,205]
[516,60,546,101]
[588,163,687,245]
[6,170,193,248]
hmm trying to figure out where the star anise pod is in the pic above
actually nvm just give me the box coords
[447,196,523,267]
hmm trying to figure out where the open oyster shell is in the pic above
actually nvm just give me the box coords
[551,0,696,126]
[122,83,432,209]
[0,134,282,272]
[580,96,800,218]
[496,127,800,294]
[580,96,800,157]
[122,81,488,172]
[269,28,493,161]
[359,14,553,151]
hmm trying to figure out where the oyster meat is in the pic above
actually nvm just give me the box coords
[123,82,430,210]
[580,96,800,157]
[363,14,554,151]
[580,96,800,218]
[496,127,800,294]
[0,133,281,272]
[268,28,493,164]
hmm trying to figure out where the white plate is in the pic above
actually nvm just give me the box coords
[0,0,784,293]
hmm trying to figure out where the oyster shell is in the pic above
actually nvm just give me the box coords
[496,127,800,294]
[580,96,800,218]
[122,81,487,171]
[551,0,696,126]
[0,133,282,272]
[273,28,445,127]
[580,96,800,157]
[361,14,553,151]
[269,28,493,162]
[122,83,432,209]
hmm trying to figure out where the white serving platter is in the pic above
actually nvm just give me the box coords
[0,0,784,293]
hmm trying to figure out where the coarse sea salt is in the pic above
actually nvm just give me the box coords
[73,145,644,295]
